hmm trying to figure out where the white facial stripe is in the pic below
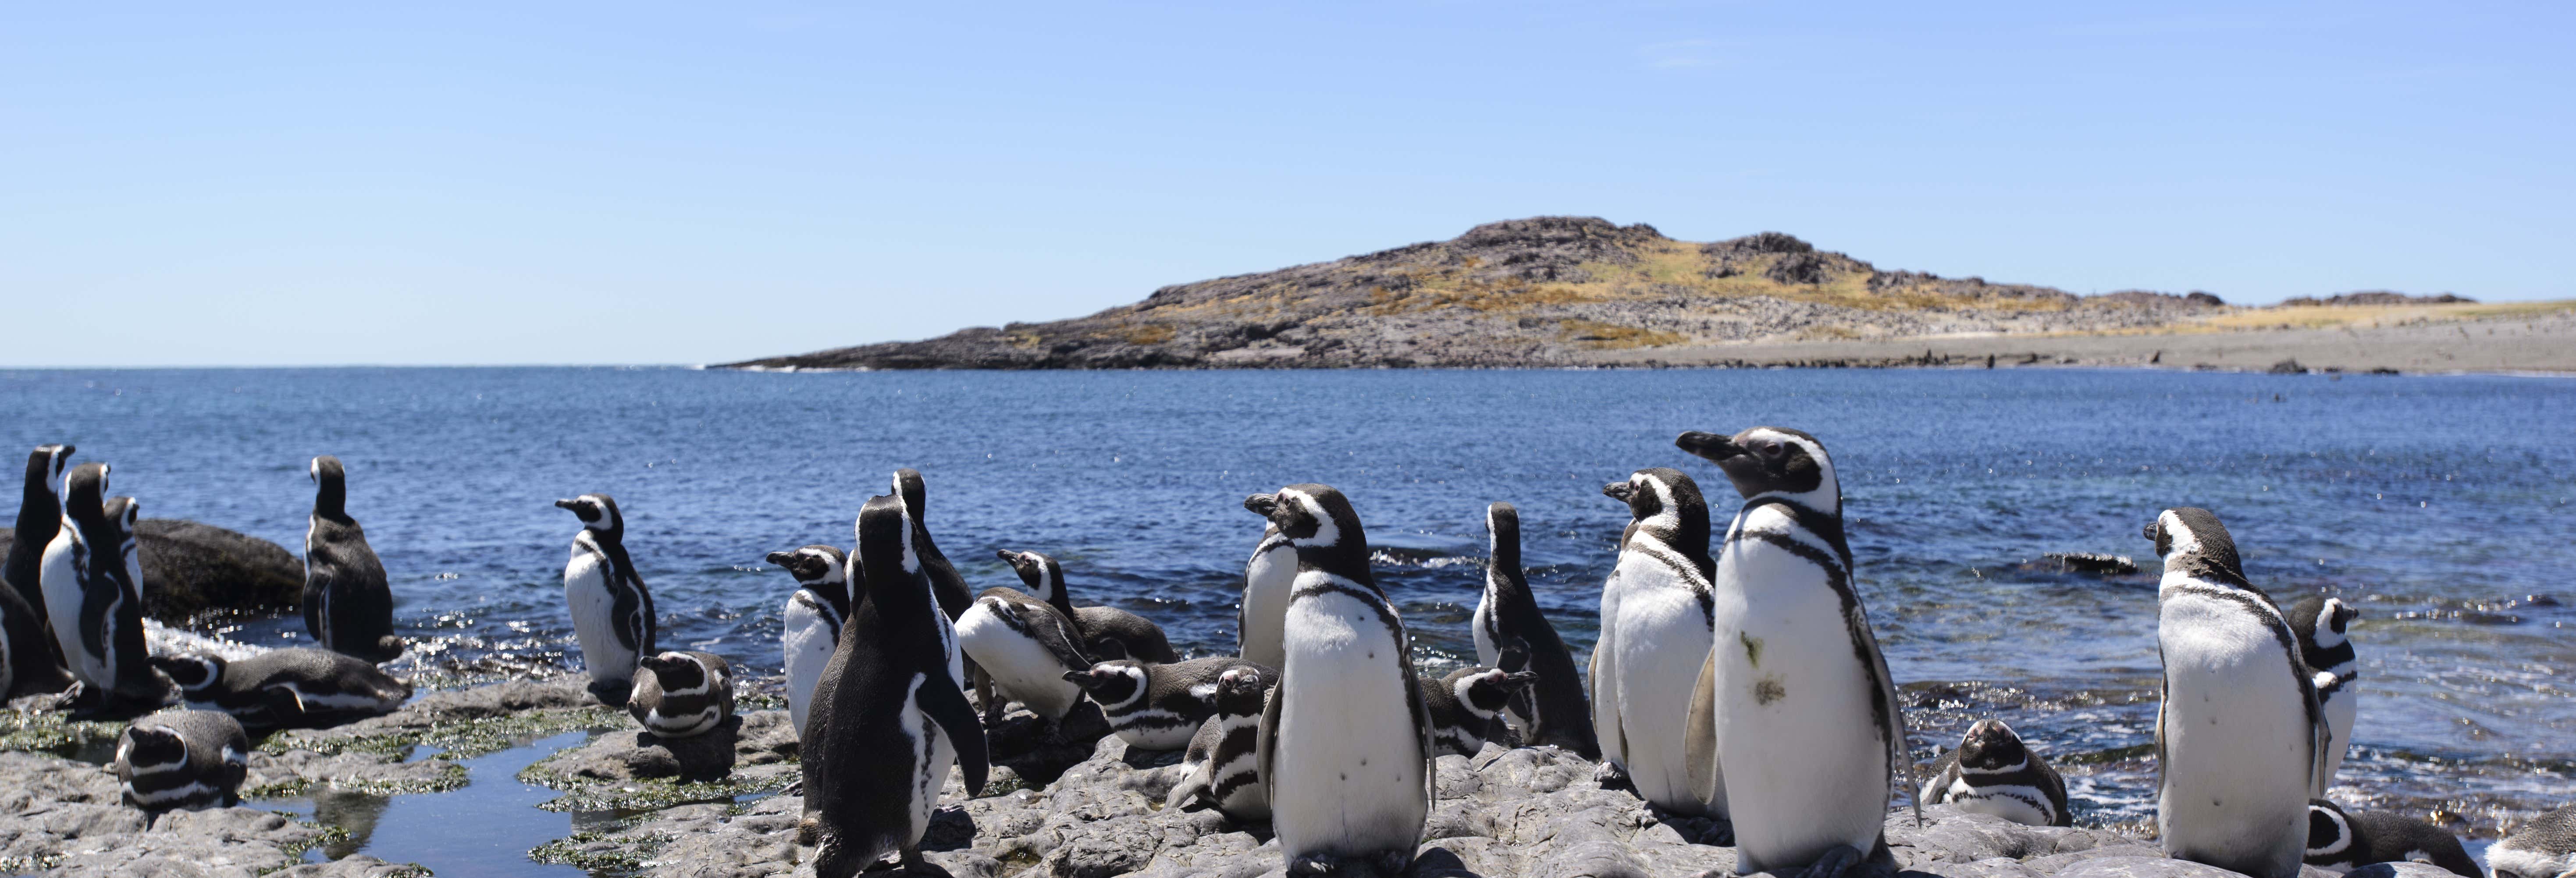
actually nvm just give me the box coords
[1959,756,2029,775]
[897,508,922,574]
[1284,491,1340,548]
[1453,675,1498,720]
[2307,807,2354,856]
[2159,510,2203,559]
[1189,682,1218,701]
[1103,665,1151,709]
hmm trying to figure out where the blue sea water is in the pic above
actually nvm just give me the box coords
[3,366,2569,838]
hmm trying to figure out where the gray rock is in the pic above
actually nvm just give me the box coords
[2345,864,2466,878]
[2049,856,2252,878]
[0,519,303,623]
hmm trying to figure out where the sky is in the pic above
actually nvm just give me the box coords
[4,3,2570,366]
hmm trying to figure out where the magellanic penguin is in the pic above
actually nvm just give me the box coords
[2287,594,2360,793]
[630,650,735,739]
[1238,522,1295,671]
[997,550,1177,663]
[556,494,656,707]
[1163,665,1272,822]
[1246,484,1433,874]
[2304,798,2481,877]
[1678,427,1917,876]
[152,648,412,729]
[1472,501,1598,759]
[1591,467,1724,817]
[1066,655,1274,750]
[1422,662,1538,757]
[2145,507,2329,878]
[2489,804,2576,878]
[303,456,405,663]
[955,575,1092,726]
[41,466,164,714]
[768,544,851,738]
[116,708,249,811]
[0,444,75,698]
[891,469,973,621]
[799,493,988,877]
[1918,718,2071,827]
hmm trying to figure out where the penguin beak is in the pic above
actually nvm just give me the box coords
[553,498,580,510]
[1243,494,1278,517]
[1676,430,1745,461]
[1600,482,1636,502]
[1060,670,1092,687]
[765,551,794,566]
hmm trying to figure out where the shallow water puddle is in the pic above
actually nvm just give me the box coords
[270,730,591,876]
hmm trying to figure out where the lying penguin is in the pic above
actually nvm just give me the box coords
[2487,803,2575,878]
[1421,659,1538,758]
[996,550,1177,664]
[1065,656,1274,750]
[152,649,412,729]
[2304,798,2480,877]
[1919,718,2072,828]
[629,650,735,739]
[116,708,249,811]
[955,579,1093,728]
[1163,665,1272,822]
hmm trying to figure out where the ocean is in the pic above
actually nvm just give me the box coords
[3,366,2568,837]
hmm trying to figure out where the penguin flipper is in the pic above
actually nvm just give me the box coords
[914,677,989,796]
[1683,643,1720,808]
[1852,607,1919,827]
[1256,668,1282,803]
[1030,609,1095,675]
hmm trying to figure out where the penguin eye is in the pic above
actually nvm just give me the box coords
[1756,441,1785,459]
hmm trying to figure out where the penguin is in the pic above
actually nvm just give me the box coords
[1064,656,1273,750]
[954,581,1092,726]
[116,709,250,811]
[1678,427,1918,877]
[1421,663,1538,758]
[302,456,405,663]
[891,469,973,621]
[1918,718,2071,827]
[996,550,1177,664]
[2142,506,2329,878]
[41,466,163,714]
[1246,483,1433,873]
[0,444,75,698]
[2304,799,2481,877]
[798,493,988,878]
[2488,804,2576,878]
[555,494,656,707]
[629,650,735,739]
[1590,467,1724,817]
[151,648,412,729]
[1238,522,1295,671]
[1471,501,1598,759]
[1163,665,1272,822]
[2287,594,2360,792]
[768,544,850,738]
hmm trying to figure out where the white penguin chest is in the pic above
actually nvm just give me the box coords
[954,601,1084,719]
[1271,581,1425,850]
[780,593,837,736]
[562,549,630,673]
[1239,545,1295,668]
[1708,526,1889,863]
[2157,591,2313,782]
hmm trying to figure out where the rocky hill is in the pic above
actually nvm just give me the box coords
[722,217,2231,370]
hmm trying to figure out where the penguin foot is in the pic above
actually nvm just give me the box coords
[1594,761,1635,793]
[1800,846,1862,878]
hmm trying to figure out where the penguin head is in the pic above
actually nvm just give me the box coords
[765,545,847,588]
[996,550,1067,604]
[60,462,110,525]
[1954,718,2034,773]
[105,496,139,537]
[25,444,73,495]
[638,651,718,695]
[892,469,929,521]
[854,494,933,609]
[149,655,226,693]
[1211,666,1269,715]
[553,494,623,537]
[1484,501,1522,571]
[1602,469,1708,537]
[1448,666,1538,719]
[2145,507,2248,585]
[1676,427,1839,510]
[310,455,348,517]
[117,723,189,772]
[2288,594,2359,652]
[2305,799,2360,866]
[1062,660,1150,708]
[1246,484,1366,556]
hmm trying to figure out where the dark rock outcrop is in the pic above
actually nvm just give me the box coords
[2279,291,2475,307]
[0,519,303,622]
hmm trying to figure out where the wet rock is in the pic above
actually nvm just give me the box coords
[2046,856,2255,878]
[2038,553,2138,576]
[2346,864,2467,878]
[520,708,800,811]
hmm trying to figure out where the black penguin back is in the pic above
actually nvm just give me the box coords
[1481,502,1598,759]
[306,456,403,663]
[4,444,70,625]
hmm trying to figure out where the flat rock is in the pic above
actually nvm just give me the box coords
[2048,857,2253,878]
[520,708,801,810]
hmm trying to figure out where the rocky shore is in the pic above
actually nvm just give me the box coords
[0,674,2494,878]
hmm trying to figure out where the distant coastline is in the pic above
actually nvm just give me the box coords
[720,217,2574,375]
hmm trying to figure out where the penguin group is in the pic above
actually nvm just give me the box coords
[0,443,415,817]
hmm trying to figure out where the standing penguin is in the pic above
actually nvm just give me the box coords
[1591,468,1723,817]
[115,709,250,811]
[2287,594,2360,792]
[41,466,162,714]
[303,456,404,663]
[630,651,736,739]
[996,550,1177,664]
[0,444,75,698]
[891,469,973,621]
[799,494,988,877]
[1471,501,1598,759]
[1246,484,1431,874]
[2144,507,2328,878]
[1163,665,1273,822]
[768,545,851,738]
[1918,718,2071,828]
[2488,804,2576,878]
[556,494,655,707]
[1422,663,1538,758]
[1238,523,1295,671]
[1678,427,1915,877]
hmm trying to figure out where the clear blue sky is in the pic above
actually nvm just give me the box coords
[5,3,2568,366]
